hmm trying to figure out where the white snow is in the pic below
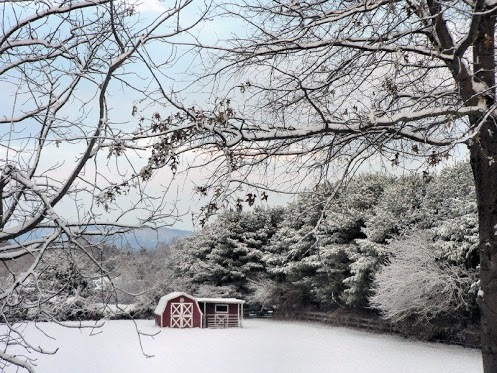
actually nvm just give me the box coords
[154,291,195,315]
[154,292,245,316]
[472,80,489,94]
[196,297,245,304]
[3,319,482,373]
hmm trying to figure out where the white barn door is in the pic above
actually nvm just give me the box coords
[170,303,193,328]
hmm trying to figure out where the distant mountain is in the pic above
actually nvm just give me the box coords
[16,226,192,250]
[106,226,192,250]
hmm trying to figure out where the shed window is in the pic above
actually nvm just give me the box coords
[215,304,228,313]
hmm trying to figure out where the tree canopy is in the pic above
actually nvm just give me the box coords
[167,163,478,322]
[0,0,207,370]
[3,0,497,371]
[154,2,497,370]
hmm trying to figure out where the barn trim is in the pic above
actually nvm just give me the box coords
[215,304,229,313]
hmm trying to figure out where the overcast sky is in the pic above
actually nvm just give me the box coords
[0,0,470,232]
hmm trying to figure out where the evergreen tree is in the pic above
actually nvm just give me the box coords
[169,207,284,297]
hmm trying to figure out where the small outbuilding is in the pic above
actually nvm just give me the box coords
[154,292,245,328]
[197,297,245,328]
[154,291,203,328]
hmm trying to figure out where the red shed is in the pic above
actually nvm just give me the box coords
[154,292,245,328]
[154,292,203,328]
[197,297,245,328]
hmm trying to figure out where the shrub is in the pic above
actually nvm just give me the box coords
[369,232,477,324]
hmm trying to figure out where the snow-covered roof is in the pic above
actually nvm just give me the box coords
[196,297,245,304]
[154,292,245,316]
[154,291,196,315]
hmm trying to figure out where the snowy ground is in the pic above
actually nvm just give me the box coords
[5,319,482,373]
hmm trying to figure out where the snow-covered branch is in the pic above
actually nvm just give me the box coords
[0,0,208,369]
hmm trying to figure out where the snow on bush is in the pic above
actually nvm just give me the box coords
[370,232,477,323]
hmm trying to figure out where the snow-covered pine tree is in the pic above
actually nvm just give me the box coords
[168,208,284,298]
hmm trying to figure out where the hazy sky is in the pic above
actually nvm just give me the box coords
[0,0,470,232]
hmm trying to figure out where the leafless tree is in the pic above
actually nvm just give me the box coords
[0,0,209,370]
[143,1,497,370]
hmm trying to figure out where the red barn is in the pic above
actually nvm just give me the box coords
[154,292,245,328]
[154,292,203,328]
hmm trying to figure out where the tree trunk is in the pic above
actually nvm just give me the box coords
[469,10,497,373]
[471,144,497,372]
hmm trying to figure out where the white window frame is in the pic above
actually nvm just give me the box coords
[215,304,229,313]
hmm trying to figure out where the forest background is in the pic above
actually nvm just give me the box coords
[22,162,479,343]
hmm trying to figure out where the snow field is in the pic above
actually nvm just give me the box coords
[6,319,482,373]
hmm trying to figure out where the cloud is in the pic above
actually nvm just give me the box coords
[133,0,166,14]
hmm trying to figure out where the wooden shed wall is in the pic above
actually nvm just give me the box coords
[159,295,202,328]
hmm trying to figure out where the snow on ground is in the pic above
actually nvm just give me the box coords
[5,319,482,373]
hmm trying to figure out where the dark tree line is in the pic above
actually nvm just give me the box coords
[167,162,479,326]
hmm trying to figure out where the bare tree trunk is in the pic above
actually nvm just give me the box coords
[468,11,497,372]
[471,143,497,372]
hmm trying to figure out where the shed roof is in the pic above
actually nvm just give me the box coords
[154,291,197,316]
[196,297,245,304]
